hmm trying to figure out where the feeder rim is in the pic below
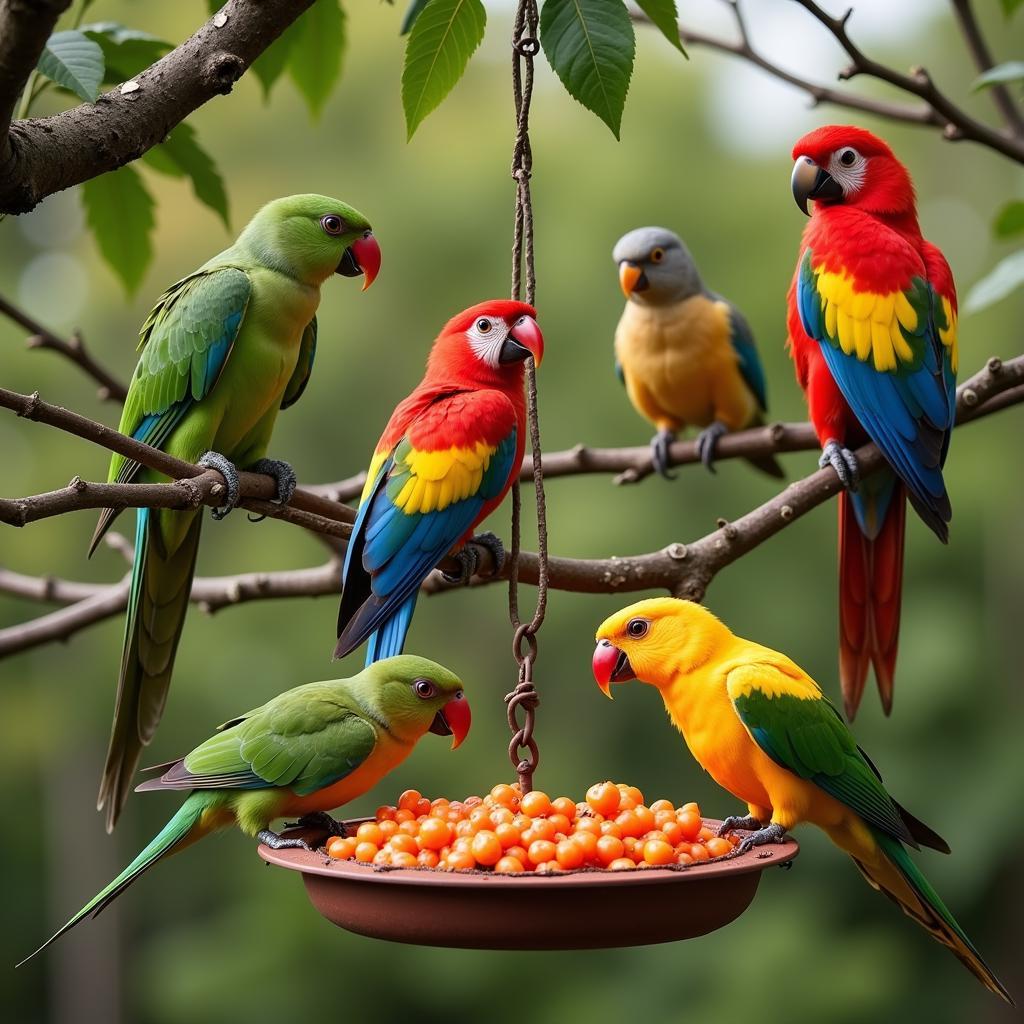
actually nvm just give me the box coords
[259,822,799,888]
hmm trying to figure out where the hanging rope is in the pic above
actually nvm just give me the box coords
[505,0,548,796]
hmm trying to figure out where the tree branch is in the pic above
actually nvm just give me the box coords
[0,385,356,538]
[3,356,1020,659]
[0,560,343,657]
[0,293,128,402]
[633,0,1024,165]
[0,0,315,214]
[949,0,1024,137]
[792,0,1024,163]
[0,0,71,159]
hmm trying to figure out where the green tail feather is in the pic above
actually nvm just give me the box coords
[98,508,202,832]
[18,793,208,966]
[871,830,1013,1004]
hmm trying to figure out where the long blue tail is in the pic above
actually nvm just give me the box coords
[18,793,209,966]
[364,594,417,666]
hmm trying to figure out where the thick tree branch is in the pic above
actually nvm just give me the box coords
[0,0,315,214]
[634,0,1024,165]
[0,293,128,402]
[422,356,1024,596]
[949,0,1024,137]
[0,0,71,154]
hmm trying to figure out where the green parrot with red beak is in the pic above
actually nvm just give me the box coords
[90,194,381,832]
[19,655,469,965]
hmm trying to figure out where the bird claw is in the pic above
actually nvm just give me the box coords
[198,451,241,520]
[284,811,348,838]
[696,421,728,474]
[245,458,297,522]
[441,532,504,584]
[717,814,764,837]
[257,829,314,852]
[736,823,787,853]
[819,439,860,491]
[650,429,677,479]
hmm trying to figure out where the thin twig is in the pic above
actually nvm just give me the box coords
[0,294,128,402]
[948,0,1024,137]
[0,386,356,537]
[633,0,1024,164]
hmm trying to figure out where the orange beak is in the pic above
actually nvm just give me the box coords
[592,639,635,699]
[618,261,644,298]
[429,691,471,749]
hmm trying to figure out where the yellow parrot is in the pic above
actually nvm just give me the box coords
[612,227,784,479]
[592,597,1011,1004]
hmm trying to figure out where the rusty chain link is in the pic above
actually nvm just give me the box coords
[505,0,548,796]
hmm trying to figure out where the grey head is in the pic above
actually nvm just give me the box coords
[612,227,704,306]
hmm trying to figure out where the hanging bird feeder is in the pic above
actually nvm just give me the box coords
[260,0,798,947]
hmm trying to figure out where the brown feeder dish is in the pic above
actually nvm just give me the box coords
[259,821,799,950]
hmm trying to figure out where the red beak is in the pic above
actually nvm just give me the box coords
[429,691,471,749]
[592,639,634,699]
[507,314,544,367]
[340,231,381,290]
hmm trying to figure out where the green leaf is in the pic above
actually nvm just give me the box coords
[1000,0,1023,16]
[81,23,172,83]
[994,201,1024,239]
[288,0,347,118]
[37,30,104,103]
[540,0,635,139]
[401,0,430,35]
[634,0,686,55]
[251,22,297,99]
[81,165,156,294]
[141,123,230,227]
[972,61,1024,91]
[401,0,486,139]
[963,250,1024,314]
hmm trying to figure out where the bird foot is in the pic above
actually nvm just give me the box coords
[717,814,764,837]
[441,532,504,584]
[284,811,348,838]
[736,823,788,853]
[198,451,241,520]
[246,458,297,522]
[818,439,859,491]
[696,421,728,474]
[650,429,677,479]
[257,829,314,852]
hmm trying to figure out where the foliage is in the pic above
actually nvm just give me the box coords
[401,0,487,139]
[400,0,685,139]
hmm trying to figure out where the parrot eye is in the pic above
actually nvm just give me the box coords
[838,148,858,167]
[475,318,493,334]
[413,678,437,699]
[320,215,345,236]
[649,247,665,264]
[626,618,650,638]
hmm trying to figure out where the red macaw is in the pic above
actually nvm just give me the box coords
[787,125,958,720]
[335,300,544,664]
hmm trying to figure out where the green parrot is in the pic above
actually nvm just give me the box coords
[19,655,470,965]
[91,194,382,832]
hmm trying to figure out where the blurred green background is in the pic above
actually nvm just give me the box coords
[2,2,1022,1022]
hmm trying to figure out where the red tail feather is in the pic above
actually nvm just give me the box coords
[838,488,905,719]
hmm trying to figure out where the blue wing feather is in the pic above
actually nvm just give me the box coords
[796,256,953,539]
[337,429,518,663]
